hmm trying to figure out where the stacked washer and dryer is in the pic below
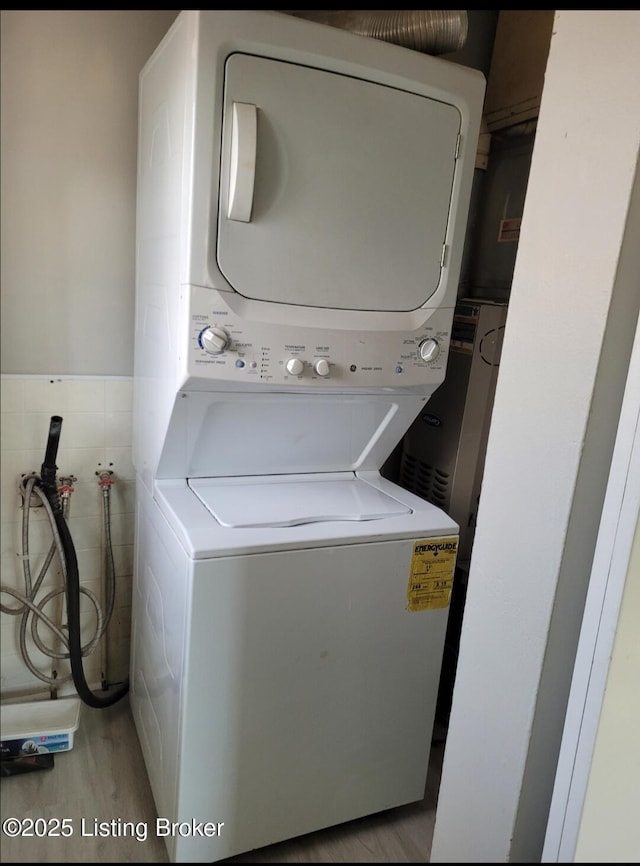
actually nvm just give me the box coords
[130,11,484,863]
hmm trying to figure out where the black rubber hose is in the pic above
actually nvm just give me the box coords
[40,415,63,514]
[42,415,62,478]
[55,509,129,708]
[40,416,129,708]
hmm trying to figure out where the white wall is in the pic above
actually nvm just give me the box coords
[543,307,640,862]
[575,514,640,862]
[0,10,178,376]
[432,10,640,862]
[0,11,177,700]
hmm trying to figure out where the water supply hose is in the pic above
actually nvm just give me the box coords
[38,416,129,708]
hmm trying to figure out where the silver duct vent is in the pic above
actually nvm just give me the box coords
[285,10,469,55]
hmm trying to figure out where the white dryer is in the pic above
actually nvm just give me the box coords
[130,11,484,863]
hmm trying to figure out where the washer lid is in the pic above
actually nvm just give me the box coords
[189,473,412,528]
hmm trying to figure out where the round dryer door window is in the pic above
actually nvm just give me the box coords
[217,53,461,312]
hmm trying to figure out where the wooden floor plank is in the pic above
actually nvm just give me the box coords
[1,697,443,863]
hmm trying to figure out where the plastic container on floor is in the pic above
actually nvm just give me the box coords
[0,697,81,757]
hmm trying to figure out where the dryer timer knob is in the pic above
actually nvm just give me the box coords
[418,338,440,364]
[200,326,231,354]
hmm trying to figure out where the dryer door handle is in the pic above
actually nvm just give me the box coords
[228,102,257,222]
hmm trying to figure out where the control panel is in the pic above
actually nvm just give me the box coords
[187,286,452,388]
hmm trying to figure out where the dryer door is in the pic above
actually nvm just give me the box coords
[217,53,461,312]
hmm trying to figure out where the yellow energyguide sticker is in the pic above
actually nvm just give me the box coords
[407,536,458,611]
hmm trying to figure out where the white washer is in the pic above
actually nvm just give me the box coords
[130,11,484,863]
[134,474,458,862]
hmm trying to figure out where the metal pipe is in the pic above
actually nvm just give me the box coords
[285,10,468,55]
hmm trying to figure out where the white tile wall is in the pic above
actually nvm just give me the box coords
[0,375,135,701]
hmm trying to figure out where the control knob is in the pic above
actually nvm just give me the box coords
[418,338,440,364]
[314,359,330,377]
[286,358,304,376]
[200,326,231,355]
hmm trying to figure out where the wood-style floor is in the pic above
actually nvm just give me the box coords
[0,696,446,864]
